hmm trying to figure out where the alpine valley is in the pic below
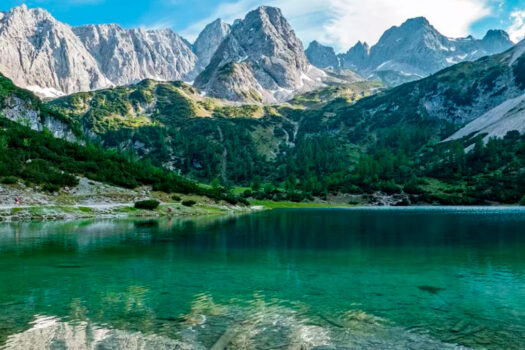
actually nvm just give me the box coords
[1,3,525,210]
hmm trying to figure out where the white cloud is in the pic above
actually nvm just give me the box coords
[508,10,525,42]
[180,0,493,52]
[322,0,491,51]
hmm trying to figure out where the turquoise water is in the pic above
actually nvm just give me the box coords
[0,208,524,349]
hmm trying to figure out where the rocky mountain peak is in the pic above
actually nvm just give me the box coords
[193,18,231,72]
[194,5,324,103]
[305,41,339,68]
[236,5,309,71]
[401,16,431,29]
[3,4,54,26]
[375,16,444,49]
[352,41,370,52]
[340,41,370,71]
[482,29,514,53]
[483,29,510,41]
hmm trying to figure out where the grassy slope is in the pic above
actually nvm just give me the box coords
[0,76,247,205]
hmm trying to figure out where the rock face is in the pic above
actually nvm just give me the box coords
[305,41,339,68]
[0,75,80,143]
[193,19,231,73]
[194,6,325,103]
[309,17,515,86]
[0,5,197,97]
[0,5,110,97]
[73,24,198,86]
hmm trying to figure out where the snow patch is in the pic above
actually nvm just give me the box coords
[26,85,65,98]
[298,71,314,88]
[510,39,525,65]
[446,93,525,142]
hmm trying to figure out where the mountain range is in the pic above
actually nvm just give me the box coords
[0,4,515,103]
[0,5,339,102]
[306,17,514,86]
[2,35,523,204]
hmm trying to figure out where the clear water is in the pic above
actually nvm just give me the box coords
[0,208,524,349]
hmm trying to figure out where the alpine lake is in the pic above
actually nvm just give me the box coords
[0,207,524,349]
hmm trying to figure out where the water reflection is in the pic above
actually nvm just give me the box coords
[0,208,524,349]
[3,293,468,350]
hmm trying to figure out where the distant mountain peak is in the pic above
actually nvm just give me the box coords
[483,29,512,43]
[484,29,508,38]
[402,16,431,27]
[313,17,516,87]
[306,41,338,68]
[348,41,370,54]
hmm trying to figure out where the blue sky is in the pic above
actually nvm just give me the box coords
[1,0,524,52]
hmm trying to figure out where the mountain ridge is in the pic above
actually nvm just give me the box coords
[0,5,204,97]
[307,16,515,87]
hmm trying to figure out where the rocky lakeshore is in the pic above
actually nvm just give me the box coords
[0,177,254,222]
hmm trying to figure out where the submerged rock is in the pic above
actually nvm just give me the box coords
[418,285,446,295]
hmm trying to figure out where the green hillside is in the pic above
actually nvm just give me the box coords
[2,43,525,205]
[0,76,246,205]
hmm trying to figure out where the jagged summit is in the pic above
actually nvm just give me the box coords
[313,16,515,86]
[482,29,514,53]
[194,5,324,103]
[305,41,339,68]
[340,41,370,71]
[400,16,431,27]
[484,29,511,41]
[193,18,231,72]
